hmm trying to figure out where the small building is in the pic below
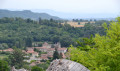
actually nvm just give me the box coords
[26,48,34,53]
[22,50,27,54]
[42,42,51,48]
[3,48,14,52]
[35,47,48,52]
[40,54,48,60]
[54,42,61,49]
[47,48,55,53]
[60,52,66,59]
[30,62,36,66]
[57,48,67,54]
[47,52,53,58]
[32,52,39,57]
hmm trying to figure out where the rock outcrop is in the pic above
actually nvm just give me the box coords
[47,59,90,71]
[11,66,28,71]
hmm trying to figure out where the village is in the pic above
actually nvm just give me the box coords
[0,42,67,66]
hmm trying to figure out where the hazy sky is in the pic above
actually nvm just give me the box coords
[0,0,120,18]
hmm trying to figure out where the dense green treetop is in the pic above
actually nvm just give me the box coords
[68,17,120,71]
[9,47,25,68]
[31,66,44,71]
[0,60,9,71]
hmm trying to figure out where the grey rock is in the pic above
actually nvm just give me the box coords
[47,59,90,71]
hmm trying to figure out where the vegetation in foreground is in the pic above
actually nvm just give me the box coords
[67,17,120,71]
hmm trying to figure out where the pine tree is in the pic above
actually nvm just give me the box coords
[53,49,60,60]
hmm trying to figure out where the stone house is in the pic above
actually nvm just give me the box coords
[47,52,53,58]
[42,42,52,48]
[47,48,55,53]
[40,54,48,60]
[57,48,67,54]
[26,48,34,53]
[34,47,48,52]
[32,52,39,57]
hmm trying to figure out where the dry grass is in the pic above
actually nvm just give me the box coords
[61,21,95,27]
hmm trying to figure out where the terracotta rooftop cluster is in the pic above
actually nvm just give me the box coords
[0,48,14,52]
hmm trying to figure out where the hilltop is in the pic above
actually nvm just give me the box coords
[0,9,61,20]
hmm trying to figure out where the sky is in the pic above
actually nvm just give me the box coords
[0,0,120,18]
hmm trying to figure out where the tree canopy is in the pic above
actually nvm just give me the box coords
[0,17,107,49]
[31,66,44,71]
[9,48,25,68]
[68,17,120,71]
[0,60,9,71]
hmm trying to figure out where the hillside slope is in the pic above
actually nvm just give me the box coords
[0,9,61,20]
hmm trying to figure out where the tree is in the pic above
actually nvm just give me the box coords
[0,60,9,71]
[25,38,32,47]
[9,48,25,68]
[39,17,42,24]
[51,35,60,43]
[68,17,120,71]
[50,18,53,22]
[53,49,60,60]
[31,66,44,71]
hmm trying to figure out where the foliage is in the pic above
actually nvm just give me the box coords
[31,66,44,71]
[68,17,120,71]
[37,62,50,70]
[0,17,106,48]
[0,54,8,60]
[30,60,36,63]
[0,60,9,71]
[9,47,25,68]
[53,49,60,60]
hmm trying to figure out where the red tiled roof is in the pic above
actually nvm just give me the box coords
[48,48,55,51]
[40,54,49,60]
[32,52,38,54]
[26,50,34,53]
[47,52,53,55]
[61,53,66,58]
[22,50,26,52]
[30,62,36,66]
[34,47,48,49]
[40,57,48,60]
[47,55,53,58]
[43,42,48,45]
[57,48,67,51]
[26,48,35,53]
[27,48,34,51]
[3,48,14,52]
[41,54,48,57]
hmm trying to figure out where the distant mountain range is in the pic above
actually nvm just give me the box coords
[0,9,61,20]
[31,9,118,20]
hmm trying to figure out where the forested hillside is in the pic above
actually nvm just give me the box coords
[0,17,106,49]
[0,9,61,20]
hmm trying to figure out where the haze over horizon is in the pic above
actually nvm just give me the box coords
[0,0,120,19]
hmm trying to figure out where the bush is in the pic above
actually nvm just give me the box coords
[31,66,44,71]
